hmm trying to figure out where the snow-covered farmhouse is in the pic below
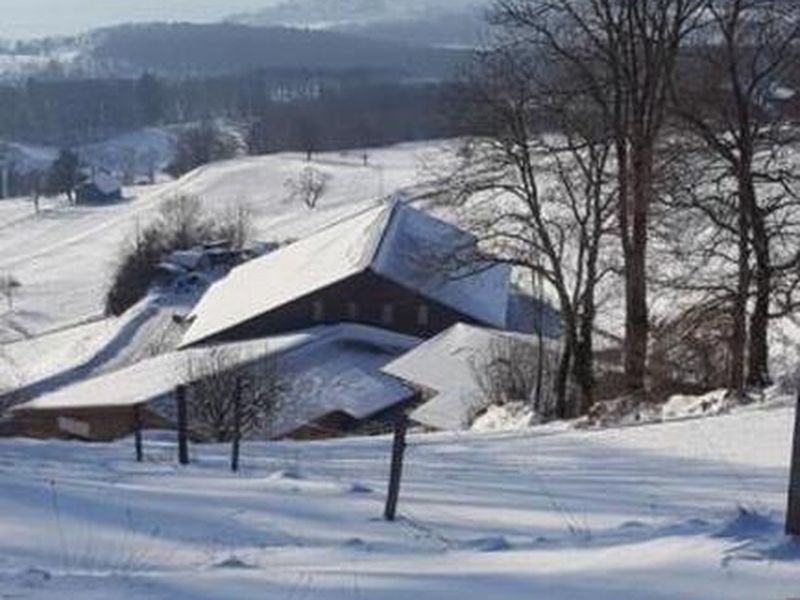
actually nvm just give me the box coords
[7,201,541,441]
[181,202,511,347]
[75,171,123,204]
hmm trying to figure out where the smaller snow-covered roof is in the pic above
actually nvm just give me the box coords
[266,325,418,438]
[382,323,555,431]
[14,324,419,438]
[13,332,311,412]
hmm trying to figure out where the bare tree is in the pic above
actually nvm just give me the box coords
[217,203,254,250]
[284,166,330,209]
[493,0,705,397]
[186,347,286,442]
[441,40,616,418]
[652,140,750,395]
[671,0,800,392]
[472,335,560,417]
[158,195,215,249]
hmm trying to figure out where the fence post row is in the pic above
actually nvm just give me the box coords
[385,413,408,522]
[786,391,800,537]
[177,384,190,466]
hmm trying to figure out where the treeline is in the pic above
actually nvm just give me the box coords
[0,70,459,147]
[89,22,469,79]
[245,83,457,156]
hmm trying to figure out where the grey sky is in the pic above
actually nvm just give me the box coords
[1,1,282,39]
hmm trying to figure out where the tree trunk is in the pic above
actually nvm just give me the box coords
[573,306,597,417]
[729,189,751,396]
[554,334,574,420]
[623,142,651,397]
[572,335,594,417]
[747,196,771,388]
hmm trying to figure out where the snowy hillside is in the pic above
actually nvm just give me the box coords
[0,404,797,598]
[1,128,174,176]
[232,0,489,47]
[0,143,441,391]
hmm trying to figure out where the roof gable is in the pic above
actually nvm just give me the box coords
[372,203,510,328]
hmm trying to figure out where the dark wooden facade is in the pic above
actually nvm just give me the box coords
[11,404,169,441]
[196,269,485,345]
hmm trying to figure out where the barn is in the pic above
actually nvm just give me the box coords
[180,201,511,347]
[6,202,529,442]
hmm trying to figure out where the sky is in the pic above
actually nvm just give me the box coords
[0,0,283,39]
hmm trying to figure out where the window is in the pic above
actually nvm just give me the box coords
[381,303,394,325]
[417,304,430,327]
[346,302,359,320]
[312,299,325,321]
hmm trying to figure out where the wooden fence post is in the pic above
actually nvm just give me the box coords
[384,413,408,522]
[133,404,143,463]
[176,384,189,466]
[786,392,800,536]
[231,378,243,473]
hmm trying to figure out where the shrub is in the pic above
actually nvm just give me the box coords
[105,195,251,316]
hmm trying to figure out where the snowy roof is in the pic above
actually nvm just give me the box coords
[88,172,122,195]
[12,332,311,412]
[371,202,510,329]
[181,204,390,347]
[14,324,418,438]
[181,201,510,347]
[265,324,418,438]
[382,323,554,431]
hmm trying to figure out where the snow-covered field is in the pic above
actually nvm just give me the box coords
[0,143,437,390]
[1,138,798,598]
[0,404,797,599]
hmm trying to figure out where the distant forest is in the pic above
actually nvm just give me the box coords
[88,23,470,78]
[0,71,464,147]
